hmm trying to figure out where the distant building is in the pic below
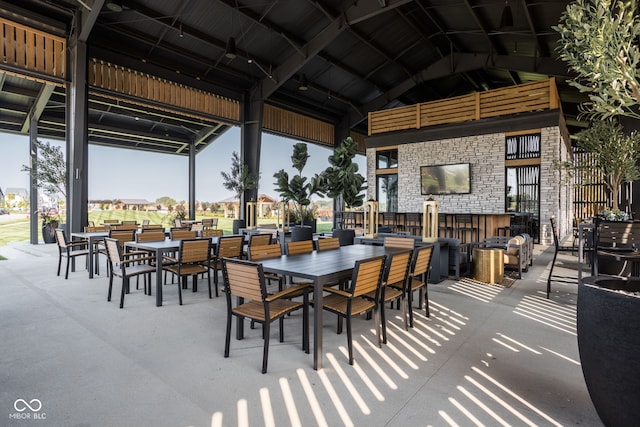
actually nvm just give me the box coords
[117,198,153,211]
[219,194,277,218]
[4,187,29,210]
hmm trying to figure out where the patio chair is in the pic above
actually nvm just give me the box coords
[321,255,386,365]
[244,233,272,258]
[54,228,90,279]
[547,217,577,298]
[375,250,412,344]
[222,258,309,373]
[162,238,212,304]
[201,228,223,237]
[211,235,244,296]
[316,237,340,251]
[384,236,415,249]
[170,229,197,240]
[406,245,434,326]
[104,237,156,308]
[248,242,284,290]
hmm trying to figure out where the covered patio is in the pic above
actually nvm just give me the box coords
[0,241,601,426]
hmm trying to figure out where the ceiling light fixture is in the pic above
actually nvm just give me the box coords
[225,37,237,60]
[105,0,123,12]
[298,74,308,91]
[179,24,184,38]
[500,0,513,30]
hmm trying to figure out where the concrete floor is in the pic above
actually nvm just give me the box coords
[0,241,602,427]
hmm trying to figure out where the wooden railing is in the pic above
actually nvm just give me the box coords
[0,17,65,81]
[368,78,560,136]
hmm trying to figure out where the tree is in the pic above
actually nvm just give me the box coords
[220,151,259,218]
[323,136,367,210]
[156,196,176,208]
[554,0,640,120]
[21,140,66,197]
[575,119,640,209]
[273,143,326,223]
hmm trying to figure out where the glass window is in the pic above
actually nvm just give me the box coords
[506,133,541,160]
[376,149,398,169]
[377,174,398,212]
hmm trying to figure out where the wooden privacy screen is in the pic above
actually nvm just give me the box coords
[0,18,65,80]
[263,105,334,146]
[368,78,560,136]
[88,59,240,122]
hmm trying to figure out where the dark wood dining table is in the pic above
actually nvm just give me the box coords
[259,244,400,370]
[125,236,223,307]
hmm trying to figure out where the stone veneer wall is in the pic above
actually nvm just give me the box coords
[366,126,573,245]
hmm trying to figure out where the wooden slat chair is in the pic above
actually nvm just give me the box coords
[212,235,245,296]
[286,240,315,286]
[162,238,212,304]
[593,219,640,278]
[54,228,90,279]
[136,230,175,286]
[384,236,415,249]
[202,228,223,237]
[376,250,413,344]
[316,237,340,251]
[244,233,272,258]
[547,217,577,298]
[170,229,197,240]
[121,220,138,226]
[112,223,138,231]
[321,255,386,365]
[406,245,434,327]
[222,258,309,374]
[248,243,284,290]
[202,218,218,229]
[190,223,204,233]
[104,237,156,308]
[142,224,163,230]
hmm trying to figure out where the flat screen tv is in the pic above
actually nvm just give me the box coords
[420,163,471,195]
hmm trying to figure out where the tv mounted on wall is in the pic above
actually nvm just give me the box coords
[420,163,471,195]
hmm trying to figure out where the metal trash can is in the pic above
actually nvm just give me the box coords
[472,247,504,284]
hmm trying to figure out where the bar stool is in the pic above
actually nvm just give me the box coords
[455,214,477,243]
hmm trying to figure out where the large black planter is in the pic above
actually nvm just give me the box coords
[578,277,640,427]
[290,225,313,242]
[332,228,355,246]
[41,222,58,244]
[232,219,246,235]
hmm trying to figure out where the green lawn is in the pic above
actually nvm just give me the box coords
[0,211,332,246]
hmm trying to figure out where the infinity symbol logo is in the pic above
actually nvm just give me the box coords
[14,399,42,412]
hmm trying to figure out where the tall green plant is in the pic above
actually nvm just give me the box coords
[323,136,366,210]
[554,0,640,120]
[273,143,326,223]
[21,140,66,197]
[574,120,640,209]
[220,151,259,218]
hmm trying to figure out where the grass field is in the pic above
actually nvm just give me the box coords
[0,211,332,246]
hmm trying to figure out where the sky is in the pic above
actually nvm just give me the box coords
[0,127,366,204]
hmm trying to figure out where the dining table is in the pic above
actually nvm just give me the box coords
[259,244,402,370]
[125,236,224,306]
[70,231,109,278]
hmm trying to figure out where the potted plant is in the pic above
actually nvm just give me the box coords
[323,136,367,245]
[221,151,259,234]
[21,140,66,243]
[273,143,326,239]
[555,2,640,425]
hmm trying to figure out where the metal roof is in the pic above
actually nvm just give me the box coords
[0,0,585,155]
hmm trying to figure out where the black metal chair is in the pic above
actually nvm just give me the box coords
[547,217,577,298]
[54,228,89,279]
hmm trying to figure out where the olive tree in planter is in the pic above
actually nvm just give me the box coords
[323,136,366,245]
[221,151,259,234]
[273,143,325,240]
[555,2,640,424]
[21,140,65,243]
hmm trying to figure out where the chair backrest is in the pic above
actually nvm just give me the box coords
[202,218,214,228]
[178,238,210,263]
[410,245,434,277]
[287,240,314,255]
[171,229,197,240]
[142,219,150,226]
[248,242,283,261]
[202,228,223,237]
[216,235,244,258]
[190,223,204,232]
[103,219,120,224]
[316,237,340,251]
[222,258,265,301]
[108,229,136,247]
[350,255,386,298]
[249,233,272,247]
[54,228,68,248]
[112,223,138,231]
[550,217,561,247]
[174,218,183,227]
[141,225,164,232]
[104,237,123,267]
[135,230,165,242]
[121,220,138,225]
[85,225,108,232]
[87,220,95,227]
[383,250,412,289]
[596,219,640,249]
[384,236,415,249]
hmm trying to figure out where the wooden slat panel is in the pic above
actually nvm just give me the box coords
[15,27,25,68]
[25,29,35,70]
[35,33,45,73]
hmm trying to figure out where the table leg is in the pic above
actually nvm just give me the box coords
[88,236,95,279]
[155,248,163,306]
[313,278,323,370]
